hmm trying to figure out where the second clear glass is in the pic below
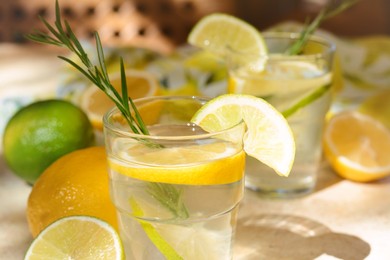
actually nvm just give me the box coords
[227,32,335,197]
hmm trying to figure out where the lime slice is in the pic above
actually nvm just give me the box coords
[129,198,184,260]
[25,216,124,260]
[191,94,295,176]
[188,13,267,60]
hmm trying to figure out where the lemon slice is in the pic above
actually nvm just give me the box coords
[81,69,160,130]
[191,94,295,177]
[323,111,390,182]
[24,216,124,260]
[109,142,245,185]
[188,13,267,59]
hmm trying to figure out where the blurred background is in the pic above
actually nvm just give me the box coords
[0,0,389,52]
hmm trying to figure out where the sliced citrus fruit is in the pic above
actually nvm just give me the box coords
[188,13,267,59]
[323,111,390,182]
[24,216,124,260]
[191,94,295,177]
[81,69,160,130]
[109,142,245,185]
[27,146,117,237]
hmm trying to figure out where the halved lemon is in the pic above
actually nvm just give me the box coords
[323,111,390,182]
[24,216,124,260]
[191,94,295,177]
[81,69,160,130]
[188,13,267,59]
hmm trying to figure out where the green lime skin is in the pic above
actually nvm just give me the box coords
[3,99,95,184]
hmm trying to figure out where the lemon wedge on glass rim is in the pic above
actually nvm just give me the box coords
[188,13,267,69]
[191,94,295,177]
[188,15,294,176]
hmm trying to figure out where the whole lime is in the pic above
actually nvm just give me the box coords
[3,99,95,183]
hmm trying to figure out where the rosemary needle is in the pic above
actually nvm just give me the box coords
[286,0,360,55]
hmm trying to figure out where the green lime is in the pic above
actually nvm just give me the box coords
[3,99,95,184]
[24,215,124,260]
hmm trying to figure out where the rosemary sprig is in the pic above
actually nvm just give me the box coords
[286,0,360,55]
[147,183,189,219]
[26,0,189,220]
[26,0,148,136]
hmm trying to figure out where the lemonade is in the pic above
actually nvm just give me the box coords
[228,32,335,196]
[104,94,294,259]
[108,130,245,259]
[104,96,246,259]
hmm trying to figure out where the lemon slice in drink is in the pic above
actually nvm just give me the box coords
[191,94,295,177]
[24,216,124,260]
[323,111,390,182]
[188,13,267,60]
[110,142,245,185]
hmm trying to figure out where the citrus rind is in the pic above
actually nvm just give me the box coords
[323,111,390,182]
[191,94,295,177]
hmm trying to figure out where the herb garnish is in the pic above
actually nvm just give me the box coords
[26,1,148,136]
[27,0,189,222]
[286,0,360,55]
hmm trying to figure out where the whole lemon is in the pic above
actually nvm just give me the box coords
[3,99,95,184]
[27,146,117,237]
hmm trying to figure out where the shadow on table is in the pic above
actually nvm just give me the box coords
[234,214,370,260]
[314,161,344,193]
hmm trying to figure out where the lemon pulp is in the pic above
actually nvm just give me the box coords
[109,141,245,185]
[24,216,124,260]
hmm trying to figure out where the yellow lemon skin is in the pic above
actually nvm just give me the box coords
[27,146,117,237]
[3,99,95,184]
[110,149,246,185]
[323,144,390,183]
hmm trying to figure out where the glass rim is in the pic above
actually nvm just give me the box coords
[103,95,245,141]
[226,31,336,60]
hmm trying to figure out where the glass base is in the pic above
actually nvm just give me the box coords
[244,159,318,199]
[245,180,315,199]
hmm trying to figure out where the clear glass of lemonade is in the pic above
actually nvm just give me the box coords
[227,32,335,197]
[103,96,246,259]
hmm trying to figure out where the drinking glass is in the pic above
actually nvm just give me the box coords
[227,32,335,197]
[103,96,246,259]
